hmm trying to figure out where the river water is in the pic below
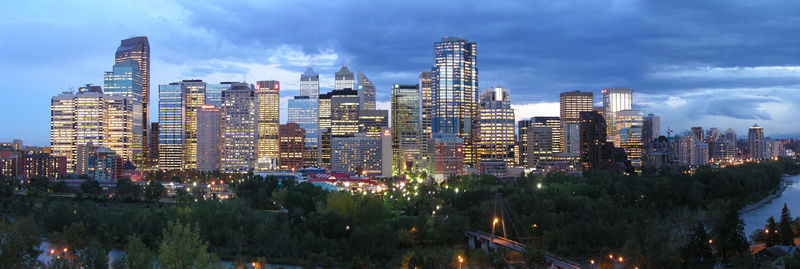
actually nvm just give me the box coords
[741,174,800,238]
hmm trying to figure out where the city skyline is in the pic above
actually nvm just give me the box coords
[3,1,800,145]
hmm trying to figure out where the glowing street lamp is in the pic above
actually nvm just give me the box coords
[457,255,464,269]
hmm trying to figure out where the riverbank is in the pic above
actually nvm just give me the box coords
[741,174,800,237]
[739,174,792,214]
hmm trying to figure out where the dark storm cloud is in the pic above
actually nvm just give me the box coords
[2,0,800,144]
[174,0,647,99]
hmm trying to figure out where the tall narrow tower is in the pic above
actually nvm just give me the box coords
[256,80,280,170]
[432,37,478,167]
[115,36,150,160]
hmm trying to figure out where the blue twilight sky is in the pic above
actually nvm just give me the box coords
[1,0,800,146]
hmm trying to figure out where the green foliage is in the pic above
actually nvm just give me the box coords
[0,217,41,268]
[115,178,142,201]
[780,203,796,246]
[712,207,749,262]
[143,182,166,202]
[80,179,101,195]
[79,240,109,269]
[157,221,212,269]
[681,222,712,263]
[118,235,155,269]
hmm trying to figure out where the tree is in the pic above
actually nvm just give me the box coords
[0,217,41,268]
[144,182,166,202]
[118,235,154,269]
[157,221,212,269]
[79,240,108,269]
[713,208,749,261]
[682,222,712,263]
[766,216,779,247]
[779,203,795,246]
[116,178,140,201]
[80,179,101,195]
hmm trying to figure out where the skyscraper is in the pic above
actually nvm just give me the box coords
[255,80,280,170]
[222,83,258,173]
[300,67,320,97]
[287,96,319,167]
[197,105,221,172]
[748,124,765,160]
[357,72,376,110]
[615,110,645,170]
[516,120,531,167]
[331,134,382,176]
[182,80,207,169]
[602,88,633,145]
[580,111,627,172]
[391,84,422,171]
[115,36,150,160]
[476,87,515,172]
[330,89,360,136]
[279,123,305,171]
[51,86,137,173]
[432,37,478,167]
[103,60,144,163]
[335,66,355,91]
[158,83,184,170]
[560,91,594,123]
[358,109,389,139]
[560,91,593,154]
[419,72,434,155]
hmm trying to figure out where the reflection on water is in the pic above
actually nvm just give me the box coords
[741,174,800,238]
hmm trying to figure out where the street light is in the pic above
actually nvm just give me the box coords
[457,255,464,269]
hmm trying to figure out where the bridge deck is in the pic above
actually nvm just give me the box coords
[465,230,584,269]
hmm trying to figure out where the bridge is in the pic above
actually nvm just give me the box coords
[463,193,585,268]
[464,230,584,269]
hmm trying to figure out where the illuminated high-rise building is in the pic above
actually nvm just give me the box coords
[725,128,737,159]
[300,67,320,97]
[432,37,478,167]
[357,72,376,110]
[221,83,258,173]
[181,80,206,169]
[615,110,645,170]
[197,105,221,172]
[330,89,360,137]
[255,80,280,170]
[560,91,593,154]
[205,83,231,107]
[748,124,765,160]
[115,36,150,160]
[516,120,531,167]
[331,133,382,176]
[602,88,633,145]
[476,87,515,173]
[104,96,138,163]
[358,109,388,139]
[158,83,184,170]
[560,91,593,123]
[528,117,561,169]
[288,96,319,167]
[279,123,305,171]
[318,92,332,130]
[318,92,333,168]
[50,86,137,173]
[419,72,434,158]
[335,66,355,91]
[391,84,422,172]
[103,60,144,163]
[534,117,562,154]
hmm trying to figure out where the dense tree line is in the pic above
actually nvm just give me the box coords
[0,157,796,267]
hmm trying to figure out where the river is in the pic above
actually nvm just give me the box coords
[741,174,800,239]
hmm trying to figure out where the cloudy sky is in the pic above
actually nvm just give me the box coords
[1,0,799,145]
